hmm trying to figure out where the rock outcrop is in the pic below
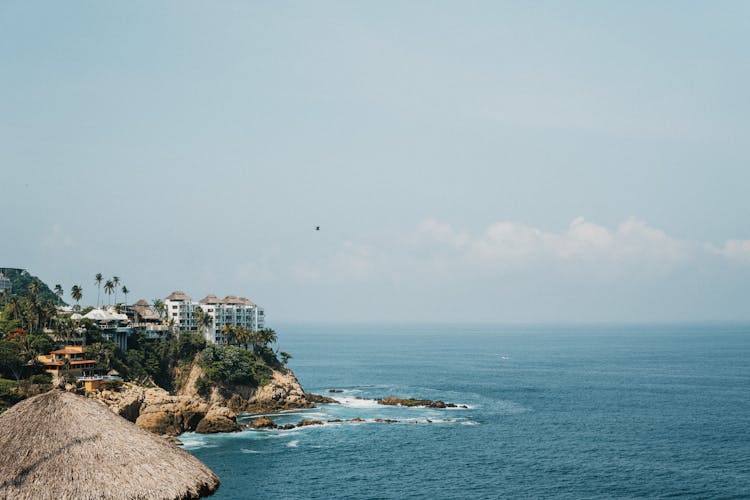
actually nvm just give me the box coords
[305,393,339,404]
[377,397,466,408]
[195,406,241,434]
[250,416,276,429]
[88,364,315,436]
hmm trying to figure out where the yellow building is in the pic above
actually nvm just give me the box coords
[38,346,97,378]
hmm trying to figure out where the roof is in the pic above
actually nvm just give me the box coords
[131,299,160,321]
[83,308,128,322]
[0,390,220,499]
[165,291,191,301]
[199,294,221,304]
[238,297,256,306]
[50,346,85,355]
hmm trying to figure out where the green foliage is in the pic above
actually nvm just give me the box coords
[29,373,52,385]
[0,269,64,305]
[0,341,23,381]
[176,332,207,362]
[0,377,23,407]
[198,344,272,390]
[279,351,292,366]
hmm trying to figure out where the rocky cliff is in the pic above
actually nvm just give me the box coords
[88,358,314,436]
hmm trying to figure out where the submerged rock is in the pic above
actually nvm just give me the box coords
[296,419,324,427]
[348,417,365,422]
[327,419,342,423]
[377,397,451,408]
[328,389,344,393]
[280,423,296,430]
[374,418,398,424]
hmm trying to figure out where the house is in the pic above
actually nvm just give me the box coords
[82,308,133,351]
[38,346,97,378]
[128,299,169,339]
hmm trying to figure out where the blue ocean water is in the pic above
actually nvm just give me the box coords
[185,323,750,499]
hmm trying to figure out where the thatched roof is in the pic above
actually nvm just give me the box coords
[238,297,256,306]
[198,295,221,305]
[0,390,219,499]
[132,299,160,321]
[165,291,191,301]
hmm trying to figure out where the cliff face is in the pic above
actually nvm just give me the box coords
[89,355,313,435]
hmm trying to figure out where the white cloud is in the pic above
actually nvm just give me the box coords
[707,239,750,263]
[425,216,691,273]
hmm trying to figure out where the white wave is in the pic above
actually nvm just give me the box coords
[241,449,265,454]
[331,396,381,408]
[460,421,480,426]
[286,440,299,448]
[179,435,218,450]
[265,430,301,438]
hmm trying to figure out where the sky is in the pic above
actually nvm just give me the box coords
[1,1,749,323]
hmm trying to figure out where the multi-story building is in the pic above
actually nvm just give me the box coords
[0,272,11,295]
[164,291,265,344]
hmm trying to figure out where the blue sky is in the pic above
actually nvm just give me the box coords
[2,1,749,322]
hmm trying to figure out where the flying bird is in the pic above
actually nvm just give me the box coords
[315,226,320,231]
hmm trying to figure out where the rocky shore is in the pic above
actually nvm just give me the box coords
[87,365,320,436]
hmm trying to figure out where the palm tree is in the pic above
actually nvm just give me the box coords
[121,286,129,307]
[193,306,212,339]
[221,324,236,346]
[152,299,165,319]
[112,276,120,304]
[259,328,277,346]
[279,351,292,366]
[70,285,83,311]
[104,280,114,306]
[235,326,253,350]
[54,284,64,304]
[95,273,103,307]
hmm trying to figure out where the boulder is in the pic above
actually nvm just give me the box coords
[296,419,324,427]
[250,416,277,429]
[305,393,339,404]
[196,406,241,434]
[135,393,209,435]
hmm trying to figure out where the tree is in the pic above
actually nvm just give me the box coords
[194,306,212,340]
[279,351,292,366]
[235,327,253,350]
[54,284,64,304]
[70,285,83,311]
[95,273,103,307]
[112,276,120,305]
[104,280,114,306]
[258,328,277,347]
[121,286,129,307]
[152,299,166,319]
[0,340,24,382]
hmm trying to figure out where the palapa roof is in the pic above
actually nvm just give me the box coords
[199,294,221,305]
[165,291,191,301]
[238,297,256,306]
[132,299,160,321]
[0,390,220,500]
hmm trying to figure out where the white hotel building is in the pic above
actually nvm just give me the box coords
[164,291,265,344]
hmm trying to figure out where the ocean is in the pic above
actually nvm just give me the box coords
[184,323,750,499]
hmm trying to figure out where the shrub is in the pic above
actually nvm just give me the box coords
[29,373,52,385]
[199,344,272,389]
